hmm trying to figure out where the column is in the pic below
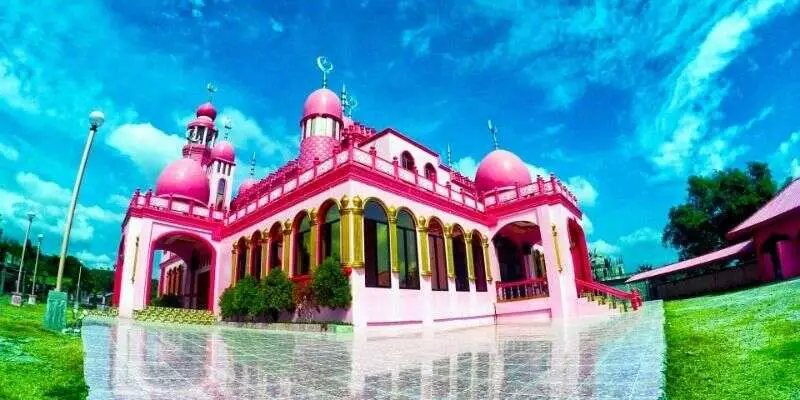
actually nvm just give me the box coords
[309,208,319,270]
[282,220,292,276]
[417,217,431,276]
[158,265,165,296]
[230,244,238,287]
[261,233,270,278]
[340,195,352,267]
[351,196,365,268]
[536,206,578,319]
[444,224,455,279]
[244,238,252,277]
[465,236,475,281]
[482,237,493,282]
[388,206,399,273]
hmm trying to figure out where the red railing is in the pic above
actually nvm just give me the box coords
[575,279,642,311]
[496,278,549,302]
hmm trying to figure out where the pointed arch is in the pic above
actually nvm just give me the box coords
[268,222,283,272]
[397,208,419,289]
[451,224,469,292]
[428,217,448,291]
[471,230,487,292]
[250,230,263,280]
[319,198,342,264]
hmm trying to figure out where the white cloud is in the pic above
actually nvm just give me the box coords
[589,239,620,255]
[779,131,800,155]
[269,17,284,33]
[74,250,113,268]
[580,215,593,236]
[15,172,71,204]
[401,19,441,57]
[0,141,19,161]
[565,176,598,207]
[454,156,478,179]
[107,194,131,209]
[106,123,185,175]
[619,227,661,245]
[791,159,800,178]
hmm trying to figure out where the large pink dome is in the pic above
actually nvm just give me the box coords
[211,140,235,163]
[474,149,532,193]
[155,158,210,206]
[303,88,342,120]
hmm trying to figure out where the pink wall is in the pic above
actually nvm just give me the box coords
[753,213,800,281]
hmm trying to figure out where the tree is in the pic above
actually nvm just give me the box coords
[663,162,777,260]
[637,264,654,273]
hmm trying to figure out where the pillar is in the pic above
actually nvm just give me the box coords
[309,208,319,270]
[417,217,431,276]
[482,236,493,282]
[351,196,365,268]
[261,233,270,278]
[340,195,353,267]
[465,235,475,281]
[388,206,399,273]
[230,244,238,287]
[282,220,292,276]
[536,206,578,319]
[444,224,455,278]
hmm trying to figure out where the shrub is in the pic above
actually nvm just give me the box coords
[153,294,182,308]
[312,257,352,309]
[293,278,315,321]
[233,276,261,320]
[219,287,236,319]
[260,269,294,321]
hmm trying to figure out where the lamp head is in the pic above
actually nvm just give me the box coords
[26,211,36,221]
[89,110,105,129]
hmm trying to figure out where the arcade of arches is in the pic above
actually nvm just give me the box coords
[228,196,494,293]
[151,233,215,311]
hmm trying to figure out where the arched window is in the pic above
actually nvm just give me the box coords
[364,201,391,288]
[428,219,448,291]
[472,232,487,292]
[452,227,469,292]
[424,163,437,182]
[321,204,341,262]
[269,224,283,272]
[216,179,226,209]
[251,231,262,281]
[401,151,415,171]
[397,210,419,290]
[295,214,312,276]
[236,238,247,283]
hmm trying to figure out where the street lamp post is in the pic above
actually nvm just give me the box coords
[28,234,43,305]
[44,110,104,331]
[11,212,36,306]
[74,264,82,310]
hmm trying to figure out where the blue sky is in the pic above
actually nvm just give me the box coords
[1,0,799,271]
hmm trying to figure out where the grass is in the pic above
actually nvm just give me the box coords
[0,295,87,400]
[665,279,800,400]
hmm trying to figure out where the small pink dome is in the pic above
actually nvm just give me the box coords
[155,158,210,205]
[474,149,532,193]
[196,102,217,120]
[303,88,342,120]
[239,178,257,194]
[211,140,235,163]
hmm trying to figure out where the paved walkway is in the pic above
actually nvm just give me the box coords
[82,302,665,399]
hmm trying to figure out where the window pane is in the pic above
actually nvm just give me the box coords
[377,223,390,287]
[364,201,387,222]
[398,229,408,288]
[325,205,339,223]
[398,211,414,229]
[406,229,419,289]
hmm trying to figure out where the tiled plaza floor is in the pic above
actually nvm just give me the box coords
[82,302,665,399]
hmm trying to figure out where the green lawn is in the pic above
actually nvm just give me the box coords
[665,279,800,400]
[0,295,87,400]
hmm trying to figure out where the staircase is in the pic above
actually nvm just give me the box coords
[133,306,217,325]
[575,279,642,314]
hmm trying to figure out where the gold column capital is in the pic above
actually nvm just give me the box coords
[481,237,489,248]
[443,223,454,238]
[387,206,398,224]
[417,216,428,231]
[282,219,292,234]
[340,194,351,211]
[309,208,319,225]
[352,195,364,211]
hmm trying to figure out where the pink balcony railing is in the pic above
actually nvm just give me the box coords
[575,279,642,311]
[483,175,578,208]
[496,278,549,302]
[129,189,226,223]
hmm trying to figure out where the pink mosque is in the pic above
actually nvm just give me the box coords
[111,65,641,330]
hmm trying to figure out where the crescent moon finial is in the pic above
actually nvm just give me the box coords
[316,56,333,88]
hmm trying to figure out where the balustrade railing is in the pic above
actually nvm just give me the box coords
[496,278,549,302]
[575,279,642,311]
[129,190,226,223]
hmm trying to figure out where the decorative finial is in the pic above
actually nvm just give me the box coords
[447,144,452,166]
[249,153,256,177]
[222,117,233,139]
[487,119,499,150]
[316,56,333,88]
[341,84,359,118]
[206,82,217,102]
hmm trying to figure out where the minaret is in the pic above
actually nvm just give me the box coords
[183,84,219,166]
[209,116,236,210]
[298,57,344,170]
